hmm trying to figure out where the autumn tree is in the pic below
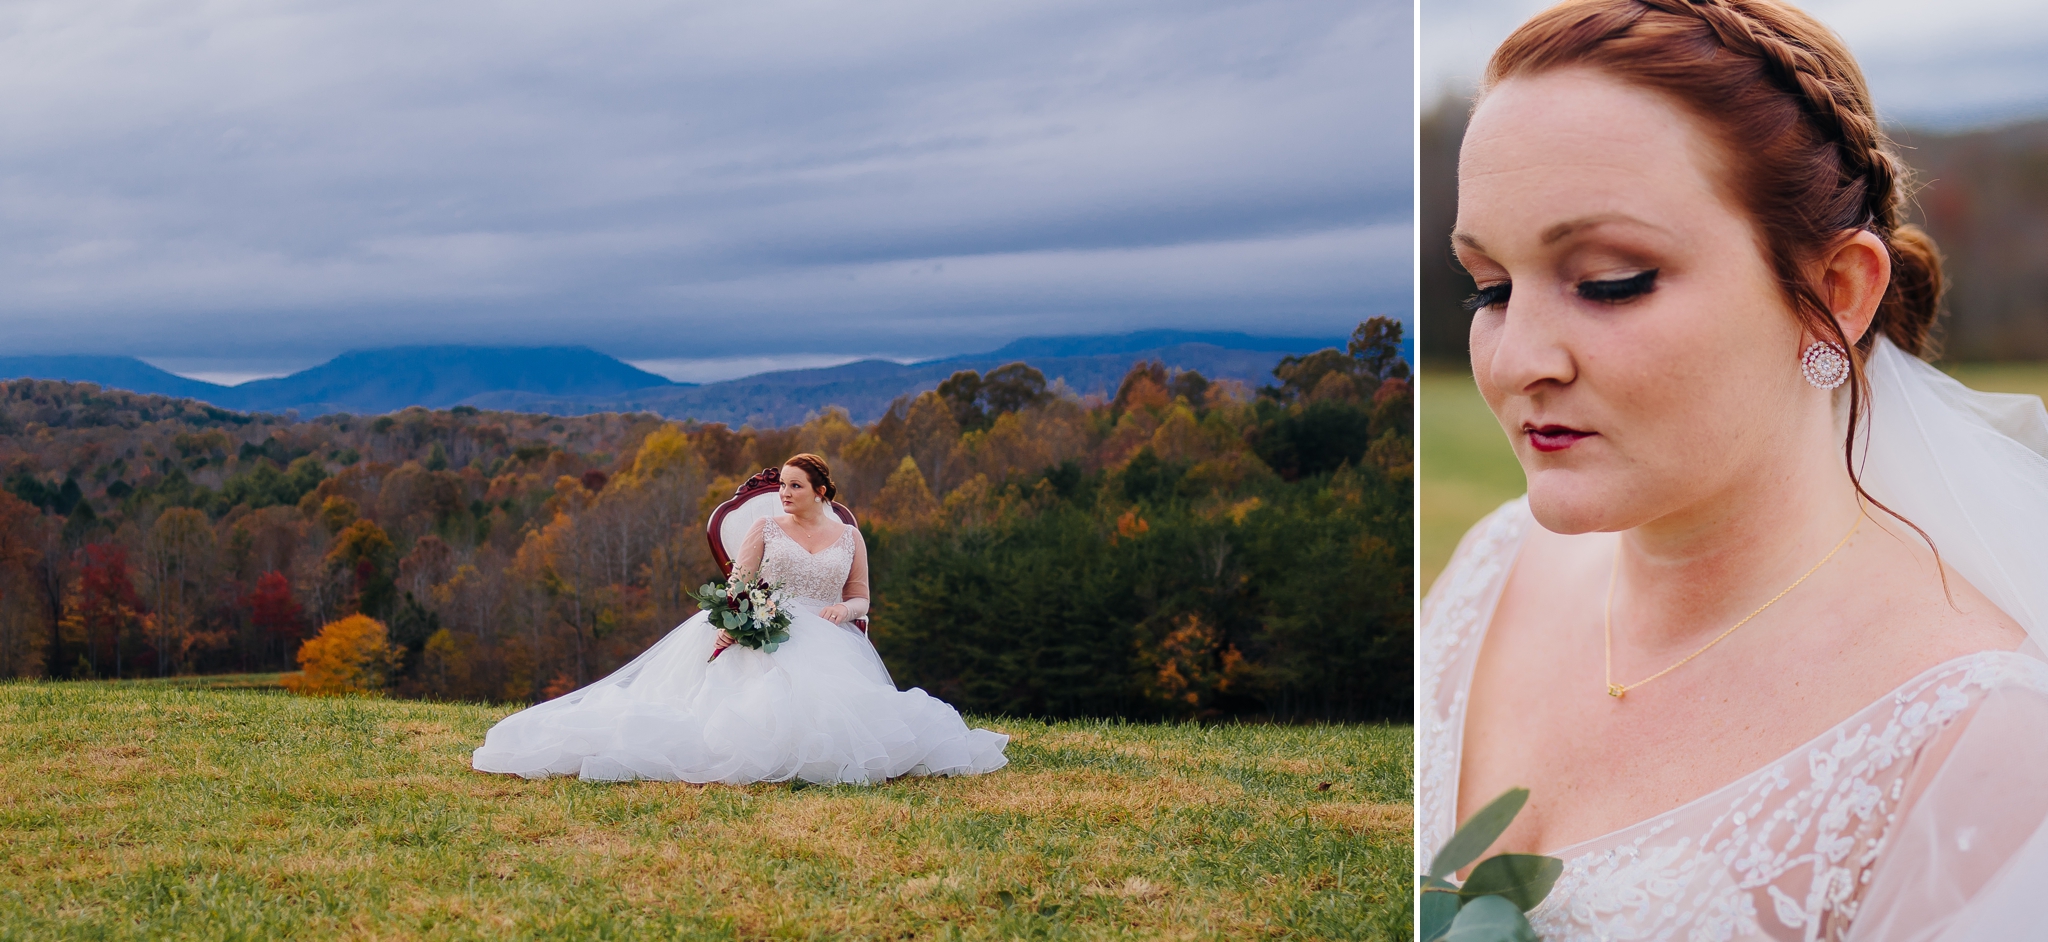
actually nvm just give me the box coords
[1349,315,1411,383]
[938,363,1052,434]
[62,543,149,678]
[0,492,50,677]
[1265,316,1410,404]
[398,535,456,601]
[245,571,305,647]
[327,518,396,618]
[416,627,479,700]
[282,614,400,696]
[903,392,961,492]
[141,507,224,675]
[873,457,940,528]
[1113,361,1173,413]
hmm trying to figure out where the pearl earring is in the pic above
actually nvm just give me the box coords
[1801,341,1849,390]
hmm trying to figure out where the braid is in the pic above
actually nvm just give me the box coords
[1640,0,1897,233]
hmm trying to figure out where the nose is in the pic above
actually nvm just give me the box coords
[1475,291,1577,397]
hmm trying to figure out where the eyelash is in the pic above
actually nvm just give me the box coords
[1577,269,1658,303]
[1460,269,1659,313]
[1461,283,1510,313]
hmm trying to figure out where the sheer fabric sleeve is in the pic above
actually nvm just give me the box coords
[732,518,767,581]
[840,527,870,619]
[1847,664,2048,941]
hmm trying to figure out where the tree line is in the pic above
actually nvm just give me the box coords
[0,318,1411,720]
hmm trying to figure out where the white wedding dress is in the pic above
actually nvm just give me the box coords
[1419,338,2048,941]
[472,516,1009,784]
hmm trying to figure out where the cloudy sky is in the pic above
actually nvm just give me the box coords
[1425,0,2048,128]
[0,0,1408,384]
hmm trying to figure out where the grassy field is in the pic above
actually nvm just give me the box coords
[0,677,1409,941]
[1418,362,2048,593]
[1418,369,1522,593]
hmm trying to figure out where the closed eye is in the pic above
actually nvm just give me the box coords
[1576,269,1658,303]
[1462,283,1511,313]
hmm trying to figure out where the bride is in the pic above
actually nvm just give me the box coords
[1422,0,2048,937]
[472,453,1009,784]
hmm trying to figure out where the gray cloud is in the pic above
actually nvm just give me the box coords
[1424,0,2048,130]
[0,0,1409,375]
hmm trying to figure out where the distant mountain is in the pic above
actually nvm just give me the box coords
[0,355,234,403]
[476,338,1344,426]
[0,330,1353,423]
[216,346,676,415]
[981,330,1343,359]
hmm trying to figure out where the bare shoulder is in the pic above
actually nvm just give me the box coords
[1888,563,2027,657]
[1843,516,2027,667]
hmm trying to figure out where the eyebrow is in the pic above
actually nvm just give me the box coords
[1541,213,1669,244]
[1454,213,1670,255]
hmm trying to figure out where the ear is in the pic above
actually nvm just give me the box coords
[1816,230,1890,347]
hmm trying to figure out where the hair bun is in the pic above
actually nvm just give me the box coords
[1880,224,1944,359]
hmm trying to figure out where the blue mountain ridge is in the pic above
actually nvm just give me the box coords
[0,356,231,404]
[0,330,1357,424]
[468,343,1328,426]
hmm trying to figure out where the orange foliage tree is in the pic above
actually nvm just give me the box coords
[282,614,400,696]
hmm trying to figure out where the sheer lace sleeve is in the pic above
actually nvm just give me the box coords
[732,517,767,580]
[840,527,870,618]
[1848,655,2048,941]
[1417,498,1531,869]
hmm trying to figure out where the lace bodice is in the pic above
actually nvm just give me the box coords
[758,519,858,605]
[1419,498,2048,941]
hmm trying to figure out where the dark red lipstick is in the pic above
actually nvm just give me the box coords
[1527,425,1594,453]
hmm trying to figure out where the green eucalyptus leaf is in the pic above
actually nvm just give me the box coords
[1442,895,1537,942]
[1429,787,1529,880]
[763,642,779,653]
[1419,876,1460,942]
[1461,854,1563,911]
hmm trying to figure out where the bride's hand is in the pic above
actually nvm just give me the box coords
[818,604,849,625]
[713,630,735,651]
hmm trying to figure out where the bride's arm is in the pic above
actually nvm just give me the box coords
[839,528,870,619]
[1847,676,2048,940]
[731,518,767,582]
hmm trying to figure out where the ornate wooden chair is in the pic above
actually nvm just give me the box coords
[704,467,868,633]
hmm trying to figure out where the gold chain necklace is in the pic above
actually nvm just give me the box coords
[1603,506,1864,699]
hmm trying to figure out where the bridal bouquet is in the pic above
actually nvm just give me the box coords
[692,572,794,661]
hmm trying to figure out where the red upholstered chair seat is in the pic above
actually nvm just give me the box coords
[704,467,868,634]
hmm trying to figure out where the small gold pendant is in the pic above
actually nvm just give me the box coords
[1607,684,1626,699]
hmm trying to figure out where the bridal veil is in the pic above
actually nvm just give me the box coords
[1838,337,2048,939]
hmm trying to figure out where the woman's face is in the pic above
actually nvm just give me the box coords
[779,465,822,511]
[1455,67,1816,534]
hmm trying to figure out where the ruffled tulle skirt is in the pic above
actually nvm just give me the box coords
[471,600,1009,784]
